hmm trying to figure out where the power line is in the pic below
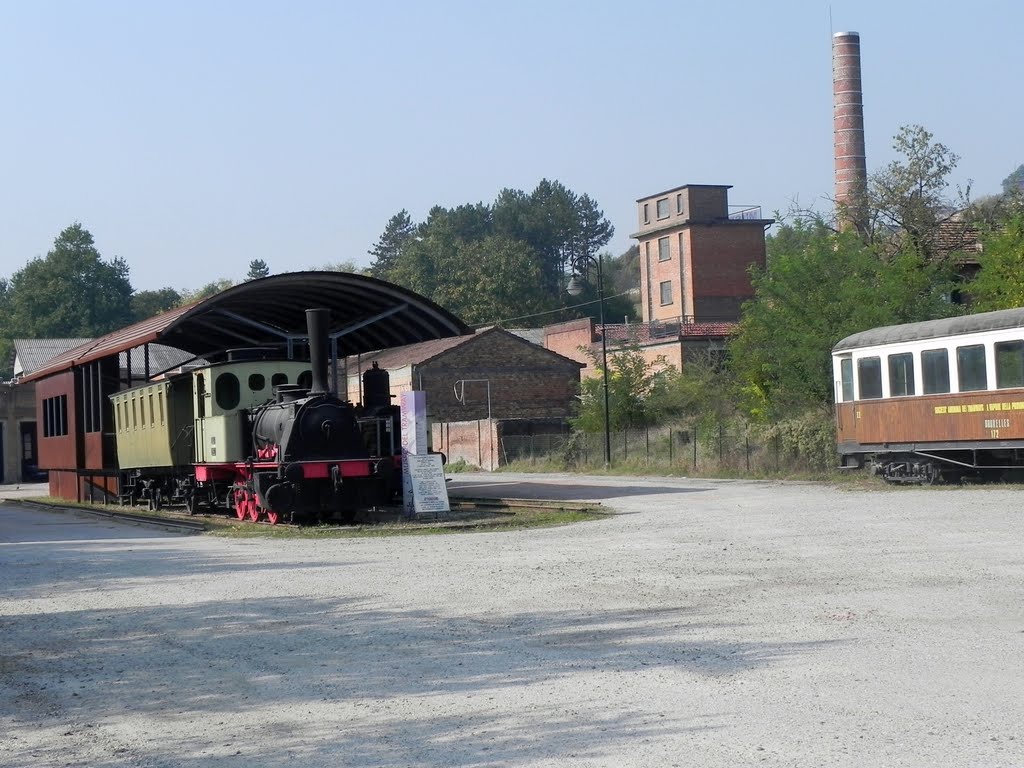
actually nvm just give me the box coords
[473,289,632,328]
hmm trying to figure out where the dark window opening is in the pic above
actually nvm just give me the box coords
[887,352,915,397]
[957,344,987,392]
[857,356,882,399]
[995,340,1024,389]
[922,349,950,394]
[215,373,241,410]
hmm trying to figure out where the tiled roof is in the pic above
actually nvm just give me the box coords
[932,220,984,262]
[601,320,737,345]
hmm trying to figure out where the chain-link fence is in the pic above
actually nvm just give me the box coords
[498,419,836,476]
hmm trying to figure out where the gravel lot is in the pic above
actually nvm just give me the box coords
[1,474,1022,767]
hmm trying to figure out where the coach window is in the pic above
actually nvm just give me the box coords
[840,358,854,402]
[297,370,313,390]
[249,373,266,392]
[922,349,950,394]
[271,373,288,388]
[956,344,987,392]
[995,340,1024,388]
[856,356,882,399]
[215,372,241,410]
[888,352,915,397]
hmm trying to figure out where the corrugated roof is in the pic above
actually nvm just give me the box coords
[21,272,472,383]
[833,308,1024,352]
[14,338,199,379]
[13,338,93,377]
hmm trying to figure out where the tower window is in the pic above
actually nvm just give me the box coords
[658,236,670,261]
[659,281,673,306]
[656,198,670,219]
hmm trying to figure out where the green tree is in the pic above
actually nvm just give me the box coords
[317,259,365,274]
[131,287,183,321]
[493,180,613,299]
[867,124,962,256]
[730,218,960,419]
[573,343,675,432]
[2,223,133,339]
[965,214,1024,311]
[179,278,234,304]
[246,259,270,280]
[1002,164,1024,196]
[368,210,416,280]
[379,181,614,323]
[433,235,552,325]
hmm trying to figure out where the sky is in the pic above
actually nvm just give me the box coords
[1,1,1021,292]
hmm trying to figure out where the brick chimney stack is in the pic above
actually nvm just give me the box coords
[833,31,867,232]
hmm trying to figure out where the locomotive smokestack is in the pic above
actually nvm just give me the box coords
[305,308,331,394]
[833,31,867,233]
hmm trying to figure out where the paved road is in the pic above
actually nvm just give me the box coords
[2,475,1022,767]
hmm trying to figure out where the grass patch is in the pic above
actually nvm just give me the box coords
[20,496,607,538]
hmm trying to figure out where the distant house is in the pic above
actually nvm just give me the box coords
[339,327,583,469]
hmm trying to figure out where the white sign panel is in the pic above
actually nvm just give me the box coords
[400,391,428,516]
[405,453,450,515]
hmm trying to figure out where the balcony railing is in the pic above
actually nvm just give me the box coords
[728,206,762,220]
[597,316,737,344]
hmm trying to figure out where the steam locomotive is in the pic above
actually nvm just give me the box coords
[110,309,402,523]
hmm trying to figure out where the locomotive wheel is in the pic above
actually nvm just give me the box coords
[232,490,247,521]
[265,509,280,525]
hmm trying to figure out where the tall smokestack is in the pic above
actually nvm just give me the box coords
[833,31,867,232]
[305,308,330,394]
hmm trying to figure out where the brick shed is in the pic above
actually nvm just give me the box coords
[339,327,583,469]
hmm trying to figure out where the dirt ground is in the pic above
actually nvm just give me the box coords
[1,474,1022,767]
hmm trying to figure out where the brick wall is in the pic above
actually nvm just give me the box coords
[419,330,581,421]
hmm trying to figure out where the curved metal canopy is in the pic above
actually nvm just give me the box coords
[23,271,471,382]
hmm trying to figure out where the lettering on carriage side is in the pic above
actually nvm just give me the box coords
[935,401,1024,415]
[984,419,1011,429]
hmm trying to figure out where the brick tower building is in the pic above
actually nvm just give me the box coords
[632,184,772,324]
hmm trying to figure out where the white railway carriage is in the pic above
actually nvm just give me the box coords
[833,308,1024,483]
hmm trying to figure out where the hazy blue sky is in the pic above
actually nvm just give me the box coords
[1,1,1021,291]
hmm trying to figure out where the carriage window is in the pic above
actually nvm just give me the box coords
[995,340,1024,389]
[887,353,915,397]
[922,349,950,394]
[271,373,288,388]
[856,357,882,399]
[248,373,266,391]
[957,344,987,392]
[215,373,241,410]
[158,391,165,424]
[840,358,854,402]
[297,370,313,390]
